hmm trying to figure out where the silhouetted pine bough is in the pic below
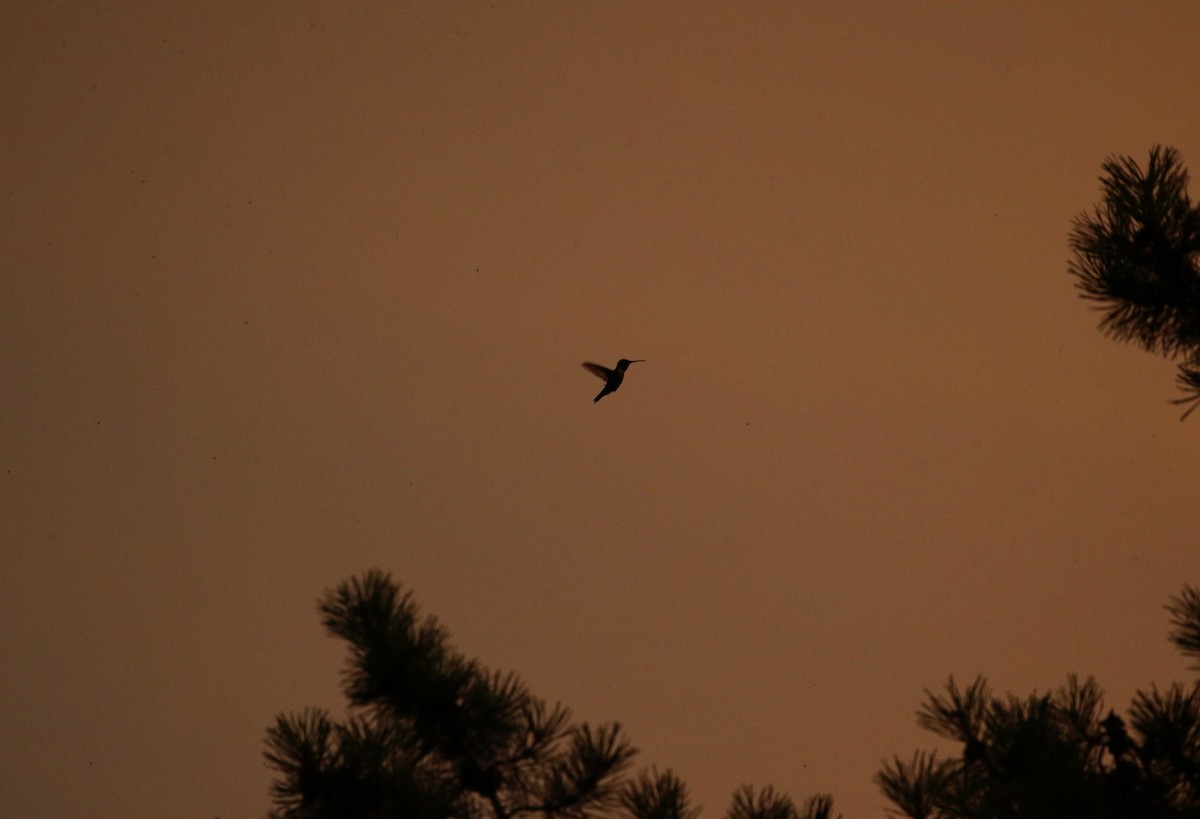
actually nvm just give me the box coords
[1069,145,1200,419]
[263,569,839,819]
[265,573,1200,818]
[876,585,1200,819]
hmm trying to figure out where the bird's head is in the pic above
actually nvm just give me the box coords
[617,359,645,368]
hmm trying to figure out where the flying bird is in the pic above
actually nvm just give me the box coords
[582,358,645,402]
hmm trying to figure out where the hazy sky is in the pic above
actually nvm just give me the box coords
[3,3,1200,817]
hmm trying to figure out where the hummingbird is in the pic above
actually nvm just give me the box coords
[582,358,645,402]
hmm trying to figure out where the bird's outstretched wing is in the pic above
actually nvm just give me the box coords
[582,362,613,380]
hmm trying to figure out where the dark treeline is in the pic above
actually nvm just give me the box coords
[263,571,1200,819]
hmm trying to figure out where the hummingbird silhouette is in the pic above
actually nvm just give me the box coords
[582,358,645,402]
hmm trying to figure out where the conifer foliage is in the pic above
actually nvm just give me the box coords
[264,570,840,819]
[1069,145,1200,419]
[875,585,1200,818]
[264,570,635,819]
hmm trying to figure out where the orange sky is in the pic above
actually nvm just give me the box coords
[3,3,1200,817]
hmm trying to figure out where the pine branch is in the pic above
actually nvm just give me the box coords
[1166,585,1200,668]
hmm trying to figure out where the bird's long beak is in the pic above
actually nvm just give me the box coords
[630,359,645,363]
